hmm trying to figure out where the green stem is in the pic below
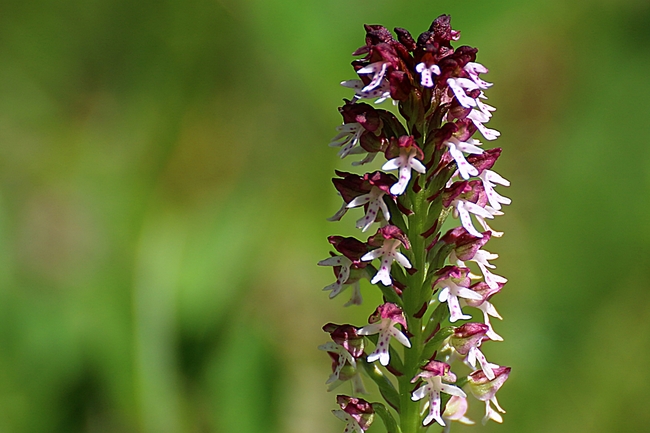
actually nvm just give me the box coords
[398,102,444,433]
[399,174,432,433]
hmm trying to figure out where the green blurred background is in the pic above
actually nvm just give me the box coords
[1,0,650,432]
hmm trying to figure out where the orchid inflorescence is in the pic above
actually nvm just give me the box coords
[318,15,511,433]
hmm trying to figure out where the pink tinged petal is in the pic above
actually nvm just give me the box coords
[394,252,412,269]
[423,389,445,426]
[469,115,501,141]
[367,331,391,365]
[447,293,472,322]
[337,123,362,133]
[328,201,348,222]
[419,70,434,87]
[388,326,411,348]
[463,201,494,219]
[381,157,401,171]
[469,108,491,124]
[341,79,364,90]
[330,355,346,383]
[465,62,488,75]
[361,249,383,262]
[351,373,367,394]
[389,167,411,195]
[447,78,479,108]
[319,257,352,297]
[358,323,382,336]
[318,256,345,267]
[416,63,440,88]
[438,287,450,303]
[344,281,363,307]
[471,347,495,380]
[351,152,377,166]
[347,194,371,208]
[338,132,363,158]
[411,385,429,401]
[484,170,510,187]
[491,396,506,413]
[318,341,340,352]
[448,145,478,180]
[372,257,393,286]
[472,303,503,340]
[454,138,484,155]
[473,249,498,267]
[475,216,504,237]
[472,75,493,90]
[455,201,484,238]
[482,399,505,425]
[328,259,351,277]
[477,263,507,290]
[477,99,496,117]
[341,79,391,104]
[359,62,388,92]
[332,410,364,433]
[409,157,427,174]
[464,62,492,89]
[329,133,352,147]
[443,396,473,426]
[483,301,502,320]
[482,183,510,211]
[323,282,342,297]
[456,287,485,301]
[356,200,380,232]
[438,383,467,398]
[327,378,344,391]
[377,199,390,223]
[486,206,504,218]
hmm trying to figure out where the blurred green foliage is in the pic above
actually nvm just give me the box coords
[1,0,650,432]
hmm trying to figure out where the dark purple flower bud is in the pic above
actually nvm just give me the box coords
[363,24,396,45]
[468,179,488,207]
[388,70,412,101]
[368,302,407,329]
[448,104,473,123]
[429,15,460,43]
[468,366,510,424]
[328,236,369,264]
[415,15,459,64]
[432,265,471,288]
[465,281,504,308]
[385,135,424,161]
[467,366,511,402]
[332,171,370,204]
[450,323,489,355]
[323,323,365,358]
[339,100,381,132]
[370,43,401,69]
[453,118,479,142]
[442,180,487,208]
[394,27,416,51]
[368,225,411,250]
[336,395,375,430]
[467,148,502,174]
[422,359,452,377]
[441,226,491,261]
[359,130,386,154]
[441,180,472,207]
[451,45,478,69]
[364,171,396,195]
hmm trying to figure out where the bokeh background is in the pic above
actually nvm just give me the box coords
[1,0,650,432]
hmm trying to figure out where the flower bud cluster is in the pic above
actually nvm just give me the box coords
[318,15,511,432]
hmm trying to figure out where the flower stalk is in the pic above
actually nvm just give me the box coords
[319,15,511,433]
